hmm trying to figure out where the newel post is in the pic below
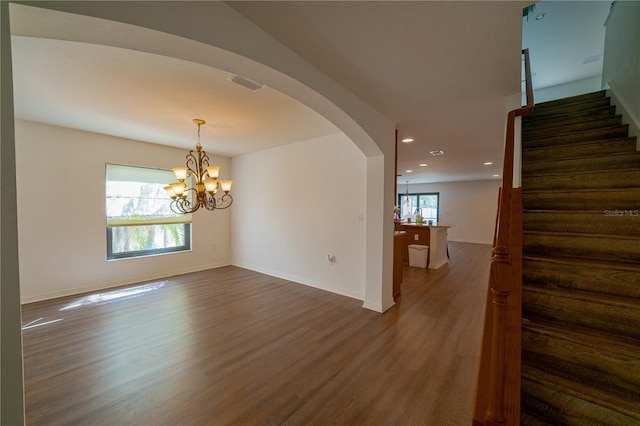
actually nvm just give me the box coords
[484,244,512,425]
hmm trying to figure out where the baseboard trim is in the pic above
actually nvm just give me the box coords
[606,84,640,148]
[231,262,365,301]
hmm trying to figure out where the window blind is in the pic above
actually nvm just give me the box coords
[106,163,192,226]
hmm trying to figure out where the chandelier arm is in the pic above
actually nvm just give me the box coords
[185,150,200,180]
[169,200,182,215]
[185,149,212,183]
[173,188,201,214]
[214,193,233,210]
[201,192,215,211]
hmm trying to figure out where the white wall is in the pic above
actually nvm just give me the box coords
[402,180,501,245]
[15,120,232,302]
[603,0,640,144]
[232,133,367,300]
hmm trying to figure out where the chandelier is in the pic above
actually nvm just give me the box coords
[164,119,233,214]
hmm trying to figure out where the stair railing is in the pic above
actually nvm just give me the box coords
[473,48,534,426]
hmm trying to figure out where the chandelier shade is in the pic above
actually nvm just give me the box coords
[164,119,233,214]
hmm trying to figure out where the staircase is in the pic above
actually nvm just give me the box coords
[521,91,640,425]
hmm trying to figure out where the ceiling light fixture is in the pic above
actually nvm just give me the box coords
[492,174,500,178]
[419,163,427,167]
[402,138,414,143]
[164,119,233,214]
[483,162,494,166]
[429,150,445,156]
[405,170,413,173]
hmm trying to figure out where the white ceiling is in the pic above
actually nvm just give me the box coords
[9,1,611,184]
[523,1,611,91]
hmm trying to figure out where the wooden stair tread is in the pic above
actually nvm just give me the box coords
[521,363,640,422]
[523,124,628,141]
[525,208,630,214]
[533,92,607,112]
[522,255,640,300]
[523,115,622,135]
[523,187,640,195]
[523,136,636,153]
[523,229,640,241]
[523,104,614,124]
[522,126,630,150]
[523,209,640,237]
[523,150,640,167]
[524,165,640,178]
[522,254,640,274]
[522,318,640,358]
[522,284,640,311]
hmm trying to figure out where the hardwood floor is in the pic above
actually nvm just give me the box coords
[22,241,491,425]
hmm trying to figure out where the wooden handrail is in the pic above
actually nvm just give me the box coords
[474,48,533,426]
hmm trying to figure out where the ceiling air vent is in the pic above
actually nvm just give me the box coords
[582,54,602,65]
[229,74,265,92]
[429,150,445,156]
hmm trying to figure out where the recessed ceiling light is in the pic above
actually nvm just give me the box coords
[419,163,427,167]
[402,138,414,143]
[535,13,545,21]
[429,150,445,156]
[405,170,413,173]
[492,174,500,177]
[483,162,494,166]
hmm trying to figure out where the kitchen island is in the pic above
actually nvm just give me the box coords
[394,223,451,269]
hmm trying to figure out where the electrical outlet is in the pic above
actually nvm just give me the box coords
[414,234,419,241]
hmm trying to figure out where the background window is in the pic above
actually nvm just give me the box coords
[106,164,191,260]
[398,192,439,223]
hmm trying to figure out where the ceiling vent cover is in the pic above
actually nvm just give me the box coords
[229,74,265,92]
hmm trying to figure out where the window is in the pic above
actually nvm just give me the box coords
[106,164,191,260]
[398,192,439,223]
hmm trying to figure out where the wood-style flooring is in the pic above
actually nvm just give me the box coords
[21,241,491,425]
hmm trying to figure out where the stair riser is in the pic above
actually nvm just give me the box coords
[523,116,622,139]
[522,290,640,341]
[523,189,640,210]
[523,153,640,175]
[522,169,640,191]
[535,90,606,108]
[523,106,616,128]
[533,97,611,117]
[522,330,640,401]
[522,258,640,298]
[523,138,638,162]
[535,91,607,108]
[524,126,629,149]
[523,211,640,236]
[523,232,640,264]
